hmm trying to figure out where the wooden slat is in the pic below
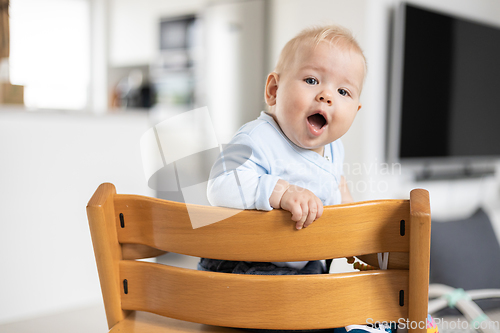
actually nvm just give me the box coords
[87,183,130,329]
[408,189,431,333]
[115,195,410,261]
[120,261,409,330]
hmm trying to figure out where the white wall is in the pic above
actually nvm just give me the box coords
[0,108,153,324]
[90,0,109,113]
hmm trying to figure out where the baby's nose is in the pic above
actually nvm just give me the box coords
[316,92,332,106]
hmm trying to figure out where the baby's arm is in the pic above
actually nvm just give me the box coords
[270,179,323,230]
[207,134,281,211]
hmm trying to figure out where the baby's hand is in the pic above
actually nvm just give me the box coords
[280,185,323,230]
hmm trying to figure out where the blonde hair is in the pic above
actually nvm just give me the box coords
[274,25,367,76]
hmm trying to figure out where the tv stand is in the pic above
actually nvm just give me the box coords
[416,162,496,181]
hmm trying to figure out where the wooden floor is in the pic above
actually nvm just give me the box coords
[0,303,108,333]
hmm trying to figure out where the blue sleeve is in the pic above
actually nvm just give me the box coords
[207,133,280,211]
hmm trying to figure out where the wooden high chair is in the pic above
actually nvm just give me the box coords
[87,183,431,333]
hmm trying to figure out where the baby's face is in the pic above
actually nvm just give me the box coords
[267,42,364,154]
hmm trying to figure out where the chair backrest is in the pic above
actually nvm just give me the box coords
[87,183,431,332]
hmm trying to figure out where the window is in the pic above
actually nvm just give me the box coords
[9,0,90,110]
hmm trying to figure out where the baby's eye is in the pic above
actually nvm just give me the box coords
[338,88,350,97]
[304,77,318,85]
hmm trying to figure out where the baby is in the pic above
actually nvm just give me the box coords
[200,25,365,275]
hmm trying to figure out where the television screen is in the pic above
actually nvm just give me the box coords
[389,3,500,162]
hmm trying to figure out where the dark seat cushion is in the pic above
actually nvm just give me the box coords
[430,208,500,313]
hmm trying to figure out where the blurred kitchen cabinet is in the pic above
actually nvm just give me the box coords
[108,0,266,142]
[109,0,207,67]
[149,15,200,111]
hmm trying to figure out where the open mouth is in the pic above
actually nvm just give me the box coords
[307,113,327,130]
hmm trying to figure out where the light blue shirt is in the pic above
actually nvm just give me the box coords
[207,111,344,211]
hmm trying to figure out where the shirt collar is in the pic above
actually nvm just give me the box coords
[258,111,335,171]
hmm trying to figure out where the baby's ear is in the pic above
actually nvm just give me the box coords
[264,72,279,106]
